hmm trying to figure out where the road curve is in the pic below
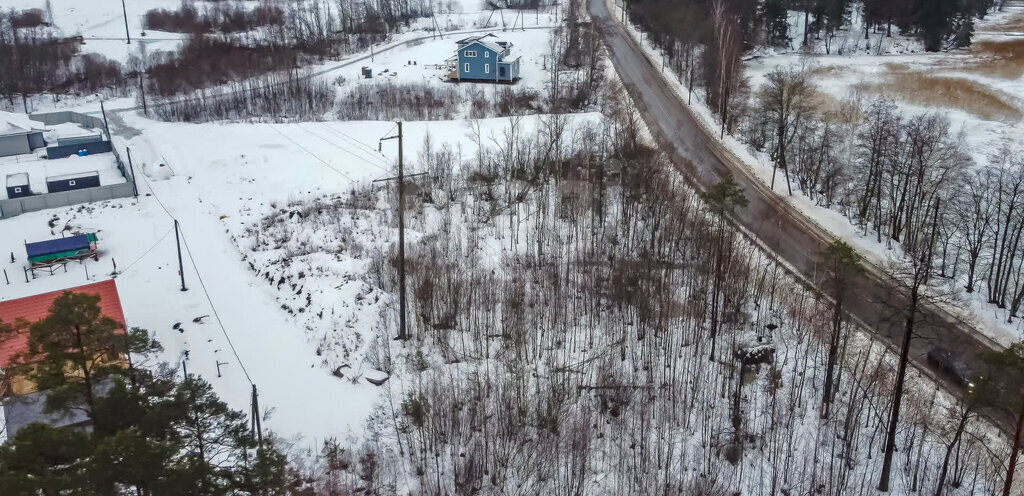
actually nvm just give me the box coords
[588,0,1004,407]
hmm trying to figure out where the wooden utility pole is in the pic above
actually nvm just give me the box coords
[379,122,410,341]
[138,72,147,115]
[121,0,131,44]
[126,147,139,197]
[174,220,188,292]
[251,384,263,445]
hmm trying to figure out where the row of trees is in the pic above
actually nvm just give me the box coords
[0,292,294,494]
[632,0,999,53]
[744,67,1024,322]
[0,9,127,107]
[144,1,286,34]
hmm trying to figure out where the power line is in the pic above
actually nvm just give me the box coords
[178,229,254,386]
[128,153,254,385]
[320,123,392,158]
[115,226,175,277]
[271,127,360,183]
[313,123,394,166]
[299,124,391,173]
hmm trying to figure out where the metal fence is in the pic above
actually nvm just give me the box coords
[28,111,106,131]
[0,111,136,219]
[0,183,135,218]
[46,140,113,159]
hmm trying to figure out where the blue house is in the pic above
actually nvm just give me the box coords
[452,34,520,83]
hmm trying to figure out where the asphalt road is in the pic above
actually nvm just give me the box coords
[588,0,1005,410]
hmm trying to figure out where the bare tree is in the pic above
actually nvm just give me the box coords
[818,239,863,419]
[756,66,815,195]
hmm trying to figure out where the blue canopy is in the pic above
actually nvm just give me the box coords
[25,234,92,259]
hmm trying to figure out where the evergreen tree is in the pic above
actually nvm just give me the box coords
[8,290,162,420]
[0,423,96,495]
[0,295,294,495]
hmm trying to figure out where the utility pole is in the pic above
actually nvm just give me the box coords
[126,147,138,197]
[138,72,147,115]
[378,122,411,341]
[174,220,188,291]
[99,99,112,140]
[251,384,263,445]
[121,0,131,44]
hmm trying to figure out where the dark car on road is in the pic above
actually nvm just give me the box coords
[927,347,975,388]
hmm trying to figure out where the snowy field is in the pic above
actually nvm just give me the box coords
[617,0,1024,345]
[5,0,186,65]
[324,28,557,95]
[0,111,598,447]
[5,0,558,67]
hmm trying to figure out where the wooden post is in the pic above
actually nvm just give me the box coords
[175,220,188,291]
[126,147,139,197]
[121,0,131,44]
[138,72,147,115]
[251,384,263,445]
[99,100,112,141]
[396,121,407,341]
[378,123,409,341]
[3,269,8,285]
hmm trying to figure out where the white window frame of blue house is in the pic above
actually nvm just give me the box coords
[485,63,490,74]
[464,63,470,72]
[485,51,490,58]
[465,50,477,57]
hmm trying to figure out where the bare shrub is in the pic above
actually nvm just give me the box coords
[151,71,335,122]
[336,83,461,121]
[11,8,46,29]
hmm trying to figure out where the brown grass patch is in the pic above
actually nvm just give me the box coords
[808,88,849,119]
[985,11,1024,34]
[853,72,1022,122]
[810,65,848,78]
[883,62,911,73]
[966,39,1024,79]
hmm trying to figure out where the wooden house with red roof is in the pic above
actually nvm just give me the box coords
[0,279,127,438]
[0,279,126,397]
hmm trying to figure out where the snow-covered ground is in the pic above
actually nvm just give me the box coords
[6,0,186,64]
[616,0,1024,346]
[5,0,558,67]
[324,28,557,95]
[0,110,597,448]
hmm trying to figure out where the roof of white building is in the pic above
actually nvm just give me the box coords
[0,111,45,137]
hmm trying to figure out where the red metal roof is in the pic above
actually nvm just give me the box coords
[0,280,125,369]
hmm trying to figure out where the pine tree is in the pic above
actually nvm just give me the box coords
[10,290,162,420]
[0,423,95,495]
[0,296,294,495]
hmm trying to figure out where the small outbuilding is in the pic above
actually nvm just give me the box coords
[46,171,101,193]
[0,111,46,158]
[6,173,32,199]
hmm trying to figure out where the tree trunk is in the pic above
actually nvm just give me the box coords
[878,287,918,491]
[1003,405,1024,496]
